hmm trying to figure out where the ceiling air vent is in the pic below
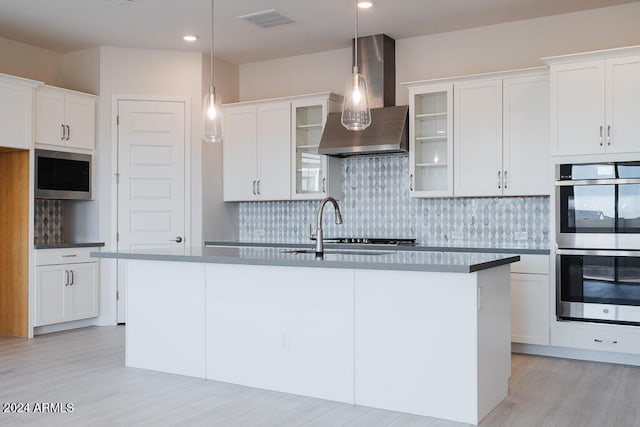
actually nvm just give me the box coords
[238,9,295,28]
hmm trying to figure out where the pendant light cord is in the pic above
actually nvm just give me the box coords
[210,0,214,93]
[353,0,358,74]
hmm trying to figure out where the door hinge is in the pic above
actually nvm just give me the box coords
[116,232,119,242]
[116,290,119,301]
[116,115,120,126]
[115,173,120,184]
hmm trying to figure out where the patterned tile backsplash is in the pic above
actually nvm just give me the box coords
[35,199,63,245]
[239,155,550,247]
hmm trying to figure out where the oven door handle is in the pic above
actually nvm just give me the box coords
[557,248,640,257]
[555,178,640,186]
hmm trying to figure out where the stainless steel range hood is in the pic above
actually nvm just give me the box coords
[319,34,409,157]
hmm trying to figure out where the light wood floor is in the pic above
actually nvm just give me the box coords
[1,326,640,427]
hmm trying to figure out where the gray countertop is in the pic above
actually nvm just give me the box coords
[92,245,520,273]
[204,240,550,255]
[35,242,106,250]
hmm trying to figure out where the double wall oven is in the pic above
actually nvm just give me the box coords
[555,161,640,325]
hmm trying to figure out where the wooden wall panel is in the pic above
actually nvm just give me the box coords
[0,149,29,337]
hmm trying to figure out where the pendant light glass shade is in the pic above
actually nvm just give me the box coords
[341,0,371,131]
[203,86,223,143]
[203,0,223,143]
[341,69,371,131]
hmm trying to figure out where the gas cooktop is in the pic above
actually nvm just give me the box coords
[323,237,417,246]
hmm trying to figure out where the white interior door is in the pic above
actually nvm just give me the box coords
[117,99,187,323]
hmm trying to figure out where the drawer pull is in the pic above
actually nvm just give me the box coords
[594,338,618,345]
[62,254,78,258]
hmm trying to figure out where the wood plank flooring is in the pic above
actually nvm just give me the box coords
[1,326,640,426]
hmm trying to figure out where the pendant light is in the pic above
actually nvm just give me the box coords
[341,0,371,131]
[203,0,223,143]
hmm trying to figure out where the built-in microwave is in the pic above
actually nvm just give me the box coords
[35,149,92,200]
[555,162,640,250]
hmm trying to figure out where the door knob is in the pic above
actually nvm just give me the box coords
[170,236,183,243]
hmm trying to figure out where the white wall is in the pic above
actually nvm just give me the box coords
[239,3,640,104]
[0,37,63,85]
[202,55,240,242]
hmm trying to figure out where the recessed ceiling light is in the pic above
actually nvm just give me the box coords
[357,1,373,8]
[183,35,198,42]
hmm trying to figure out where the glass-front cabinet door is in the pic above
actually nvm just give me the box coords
[407,83,453,197]
[291,94,343,200]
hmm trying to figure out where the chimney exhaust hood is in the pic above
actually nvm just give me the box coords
[319,34,409,156]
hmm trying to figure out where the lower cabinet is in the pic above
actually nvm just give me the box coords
[35,248,99,327]
[510,254,550,346]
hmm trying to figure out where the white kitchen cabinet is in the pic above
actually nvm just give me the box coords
[407,83,454,197]
[551,321,640,355]
[546,48,640,156]
[291,94,343,200]
[223,100,291,201]
[454,72,549,197]
[0,73,40,150]
[35,248,99,327]
[510,254,550,346]
[35,85,96,151]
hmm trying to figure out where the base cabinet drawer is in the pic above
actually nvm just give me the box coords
[551,322,640,355]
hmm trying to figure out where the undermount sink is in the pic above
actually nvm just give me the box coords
[281,249,393,256]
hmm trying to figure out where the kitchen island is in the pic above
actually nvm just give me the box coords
[93,246,519,425]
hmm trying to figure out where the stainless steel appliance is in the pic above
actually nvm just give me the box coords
[555,161,640,325]
[35,149,92,200]
[318,34,409,156]
[555,161,640,250]
[556,249,640,325]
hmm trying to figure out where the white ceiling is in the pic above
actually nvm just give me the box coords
[0,0,637,64]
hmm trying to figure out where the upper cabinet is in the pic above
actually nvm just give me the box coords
[454,72,550,197]
[405,69,550,198]
[0,73,40,150]
[223,93,342,202]
[291,94,343,200]
[35,85,96,151]
[407,83,454,197]
[223,101,291,201]
[545,47,640,156]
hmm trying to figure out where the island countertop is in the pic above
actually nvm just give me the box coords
[92,245,519,273]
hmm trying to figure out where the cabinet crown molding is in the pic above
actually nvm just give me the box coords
[542,45,640,65]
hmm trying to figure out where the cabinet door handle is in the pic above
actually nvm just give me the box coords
[409,174,414,192]
[65,270,70,286]
[61,124,66,141]
[607,125,611,146]
[69,269,74,286]
[497,171,502,189]
[252,180,256,195]
[594,338,618,345]
[322,177,326,193]
[503,170,508,189]
[66,125,71,141]
[257,180,261,195]
[599,125,604,146]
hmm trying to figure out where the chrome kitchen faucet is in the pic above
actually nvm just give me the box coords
[310,196,343,257]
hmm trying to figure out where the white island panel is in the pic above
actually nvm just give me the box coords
[354,266,510,425]
[206,264,355,403]
[126,261,206,378]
